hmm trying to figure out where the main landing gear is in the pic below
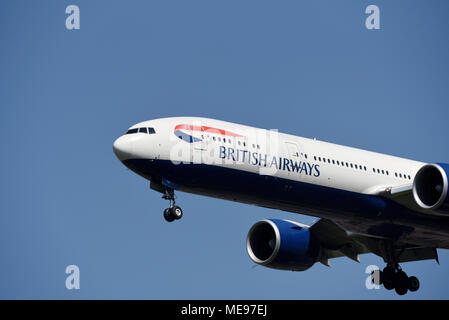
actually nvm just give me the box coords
[370,241,421,295]
[162,188,183,222]
[371,264,420,295]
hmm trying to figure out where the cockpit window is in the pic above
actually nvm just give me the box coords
[126,128,138,134]
[126,127,156,134]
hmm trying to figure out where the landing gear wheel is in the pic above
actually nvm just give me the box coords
[382,266,395,290]
[408,276,420,292]
[379,242,421,295]
[161,187,183,222]
[163,208,175,222]
[394,270,409,296]
[171,206,183,220]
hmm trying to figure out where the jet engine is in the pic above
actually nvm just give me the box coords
[413,163,449,215]
[246,219,321,271]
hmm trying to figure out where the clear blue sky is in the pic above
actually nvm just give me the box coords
[1,0,449,299]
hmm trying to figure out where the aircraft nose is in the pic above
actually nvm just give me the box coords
[113,136,134,161]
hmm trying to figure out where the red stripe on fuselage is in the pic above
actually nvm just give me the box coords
[174,124,244,137]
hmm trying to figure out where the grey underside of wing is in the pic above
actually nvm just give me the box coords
[378,185,449,248]
[309,218,439,266]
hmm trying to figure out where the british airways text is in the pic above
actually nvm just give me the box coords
[219,146,320,177]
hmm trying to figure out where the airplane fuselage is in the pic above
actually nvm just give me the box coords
[113,117,449,249]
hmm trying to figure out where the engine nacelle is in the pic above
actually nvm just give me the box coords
[413,163,449,215]
[246,219,321,271]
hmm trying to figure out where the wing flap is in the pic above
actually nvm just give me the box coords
[397,247,439,263]
[309,218,439,265]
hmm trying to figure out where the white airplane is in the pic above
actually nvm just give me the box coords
[113,116,449,295]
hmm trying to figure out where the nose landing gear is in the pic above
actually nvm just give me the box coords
[162,188,183,222]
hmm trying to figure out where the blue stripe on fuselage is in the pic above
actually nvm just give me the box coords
[174,130,202,143]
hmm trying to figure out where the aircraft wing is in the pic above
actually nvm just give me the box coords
[375,183,419,210]
[371,183,445,218]
[308,218,439,266]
